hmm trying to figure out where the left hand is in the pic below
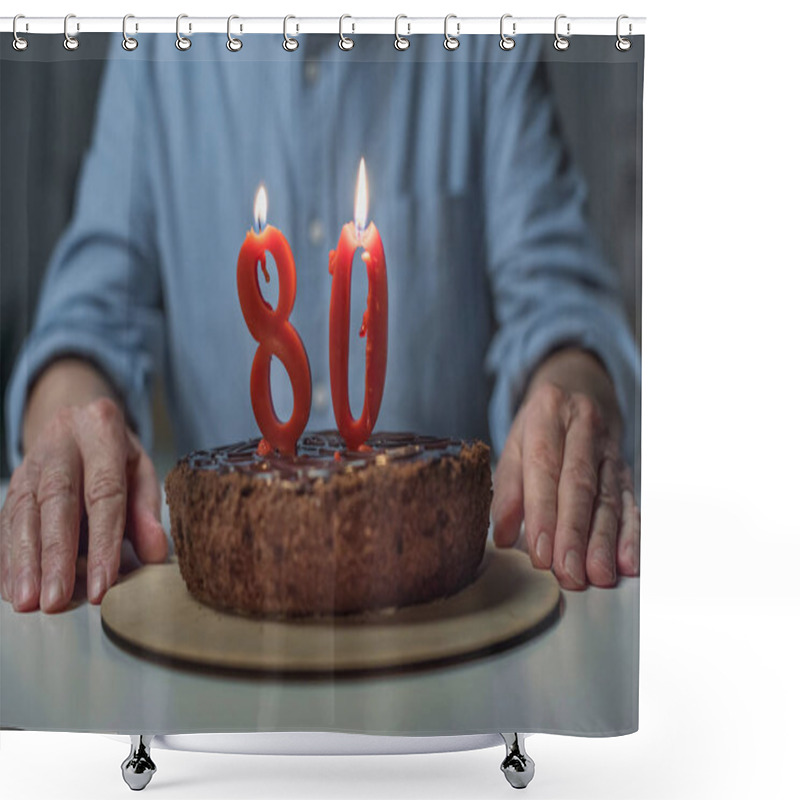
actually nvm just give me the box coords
[491,348,640,589]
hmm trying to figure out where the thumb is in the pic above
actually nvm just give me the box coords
[126,438,168,563]
[491,423,524,548]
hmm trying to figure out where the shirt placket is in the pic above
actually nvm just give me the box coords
[300,39,334,423]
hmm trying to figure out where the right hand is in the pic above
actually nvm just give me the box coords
[0,397,168,613]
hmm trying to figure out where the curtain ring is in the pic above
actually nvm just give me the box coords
[283,15,299,51]
[227,15,243,51]
[176,14,192,51]
[339,15,354,50]
[63,13,79,51]
[499,14,515,50]
[394,15,410,51]
[122,14,138,51]
[443,14,460,51]
[616,15,632,51]
[12,15,28,51]
[554,14,570,51]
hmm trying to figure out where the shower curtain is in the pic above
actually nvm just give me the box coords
[0,20,643,756]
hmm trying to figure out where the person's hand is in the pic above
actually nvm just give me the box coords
[491,348,640,590]
[1,393,168,613]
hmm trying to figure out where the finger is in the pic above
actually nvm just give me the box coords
[552,396,603,590]
[75,399,128,604]
[126,434,168,564]
[1,481,18,600]
[617,466,640,576]
[521,385,566,569]
[7,460,42,612]
[1,494,13,601]
[585,454,621,587]
[37,433,82,613]
[491,416,524,548]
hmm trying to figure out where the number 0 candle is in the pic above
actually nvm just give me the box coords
[237,184,311,454]
[328,158,389,451]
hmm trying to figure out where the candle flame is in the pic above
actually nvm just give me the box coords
[354,157,368,237]
[254,184,268,232]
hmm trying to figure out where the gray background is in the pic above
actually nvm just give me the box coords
[0,34,642,478]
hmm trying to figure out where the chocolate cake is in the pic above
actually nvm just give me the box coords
[165,431,492,618]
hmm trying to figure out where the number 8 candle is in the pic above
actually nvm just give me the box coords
[328,158,389,451]
[237,184,311,454]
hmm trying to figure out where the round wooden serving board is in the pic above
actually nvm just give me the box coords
[101,546,561,675]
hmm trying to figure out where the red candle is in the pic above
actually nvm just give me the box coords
[328,158,389,451]
[237,184,311,454]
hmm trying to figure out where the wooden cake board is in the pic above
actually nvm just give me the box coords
[101,546,562,675]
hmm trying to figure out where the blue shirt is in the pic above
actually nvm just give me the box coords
[6,34,640,468]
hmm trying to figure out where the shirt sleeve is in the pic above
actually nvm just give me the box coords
[4,44,163,468]
[481,37,641,467]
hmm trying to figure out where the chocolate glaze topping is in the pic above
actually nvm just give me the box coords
[183,430,469,485]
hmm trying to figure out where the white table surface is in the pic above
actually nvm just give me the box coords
[0,483,639,736]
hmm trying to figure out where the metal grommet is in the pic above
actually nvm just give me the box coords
[122,14,138,51]
[12,15,28,51]
[63,13,79,51]
[283,15,299,51]
[444,14,460,51]
[394,14,410,51]
[176,14,191,51]
[227,15,242,51]
[499,14,515,50]
[616,14,632,51]
[554,14,570,51]
[339,15,354,50]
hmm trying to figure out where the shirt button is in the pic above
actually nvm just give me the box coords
[304,60,319,84]
[313,385,328,411]
[308,218,325,246]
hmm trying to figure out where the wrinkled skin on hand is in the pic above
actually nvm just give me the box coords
[1,397,168,613]
[492,351,640,590]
